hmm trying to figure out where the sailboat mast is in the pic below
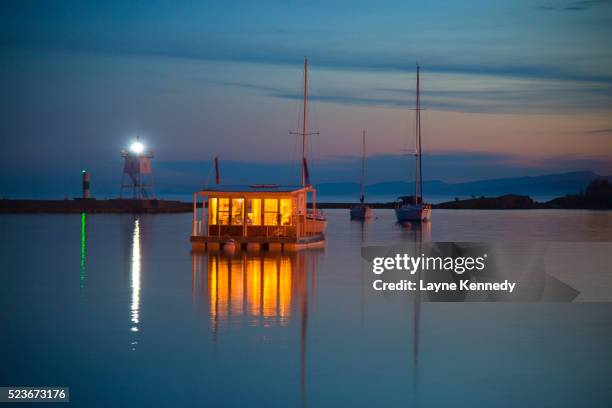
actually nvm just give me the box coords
[302,57,308,187]
[414,64,420,205]
[360,130,366,203]
[417,64,423,204]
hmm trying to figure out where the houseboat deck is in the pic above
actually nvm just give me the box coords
[190,232,326,251]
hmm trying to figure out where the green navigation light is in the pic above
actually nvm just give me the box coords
[80,212,87,300]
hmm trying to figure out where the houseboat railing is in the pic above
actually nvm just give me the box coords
[193,213,325,239]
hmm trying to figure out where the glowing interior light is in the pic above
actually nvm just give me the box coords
[130,141,145,154]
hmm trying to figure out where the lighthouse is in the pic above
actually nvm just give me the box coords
[120,136,155,199]
[82,170,91,199]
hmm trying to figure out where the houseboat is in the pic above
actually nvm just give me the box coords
[190,57,327,251]
[190,184,326,251]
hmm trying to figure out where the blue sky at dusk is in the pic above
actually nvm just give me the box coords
[1,0,611,197]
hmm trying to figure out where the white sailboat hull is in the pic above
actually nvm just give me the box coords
[395,204,431,222]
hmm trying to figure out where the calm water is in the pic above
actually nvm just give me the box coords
[1,210,612,407]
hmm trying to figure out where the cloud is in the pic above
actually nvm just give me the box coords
[537,0,612,11]
[584,127,612,134]
[2,4,612,87]
[202,79,281,94]
[97,49,612,85]
[207,77,612,114]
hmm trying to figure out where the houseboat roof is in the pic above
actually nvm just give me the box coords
[198,184,310,194]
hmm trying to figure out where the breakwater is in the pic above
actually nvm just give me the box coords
[0,199,191,213]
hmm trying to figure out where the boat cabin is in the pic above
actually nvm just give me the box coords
[397,195,424,205]
[191,184,326,251]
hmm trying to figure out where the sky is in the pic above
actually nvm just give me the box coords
[1,0,611,197]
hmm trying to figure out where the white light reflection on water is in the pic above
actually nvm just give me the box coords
[130,218,141,347]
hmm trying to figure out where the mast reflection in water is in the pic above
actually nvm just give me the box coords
[191,250,320,404]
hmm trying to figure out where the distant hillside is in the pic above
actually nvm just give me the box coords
[434,180,612,210]
[316,171,611,199]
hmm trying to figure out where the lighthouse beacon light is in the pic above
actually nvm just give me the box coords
[130,140,145,155]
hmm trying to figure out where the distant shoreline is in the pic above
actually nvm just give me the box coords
[1,191,610,213]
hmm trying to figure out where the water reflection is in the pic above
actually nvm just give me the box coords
[198,253,315,328]
[412,223,425,395]
[353,219,370,326]
[397,221,429,395]
[191,250,320,406]
[80,212,87,302]
[130,218,141,349]
[397,219,432,242]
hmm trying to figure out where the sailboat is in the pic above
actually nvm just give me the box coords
[395,64,432,222]
[350,130,373,220]
[294,57,328,229]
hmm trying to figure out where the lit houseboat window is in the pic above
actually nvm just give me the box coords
[231,198,244,225]
[248,198,262,225]
[264,198,278,226]
[218,198,230,225]
[280,198,292,226]
[209,198,218,224]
